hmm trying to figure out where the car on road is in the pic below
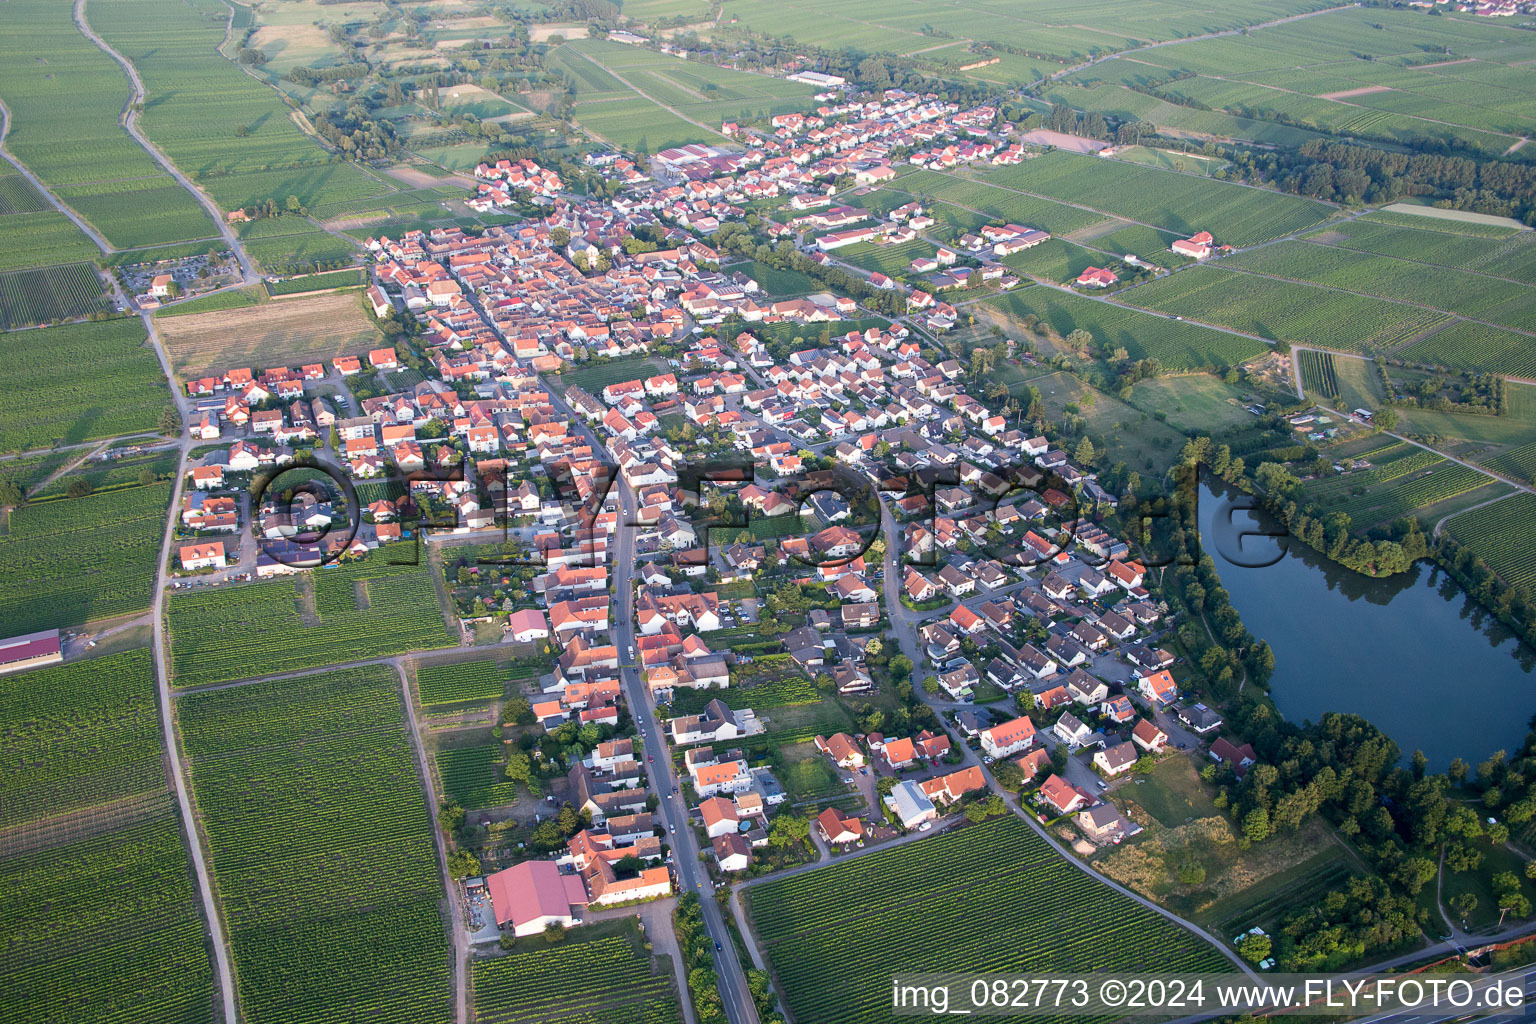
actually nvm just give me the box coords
[918,822,932,832]
[715,941,722,951]
[669,825,675,834]
[648,755,653,762]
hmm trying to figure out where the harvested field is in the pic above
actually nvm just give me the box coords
[156,291,382,379]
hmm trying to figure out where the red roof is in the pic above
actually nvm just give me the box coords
[0,628,61,667]
[485,861,587,930]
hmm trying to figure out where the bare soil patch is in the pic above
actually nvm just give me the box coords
[157,292,383,379]
[1318,85,1394,100]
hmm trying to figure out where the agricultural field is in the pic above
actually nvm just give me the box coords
[435,744,520,809]
[889,169,1109,238]
[416,656,510,707]
[1298,350,1339,400]
[1081,7,1536,157]
[730,259,818,297]
[88,0,392,211]
[1000,236,1106,285]
[0,262,112,328]
[0,482,172,633]
[178,665,452,1024]
[834,238,936,280]
[747,815,1231,1024]
[1396,319,1536,378]
[0,212,104,271]
[1306,218,1536,286]
[982,151,1336,247]
[1043,81,1328,149]
[0,648,214,1024]
[1220,241,1536,333]
[668,672,820,716]
[0,317,172,453]
[984,286,1267,370]
[0,172,50,215]
[0,0,219,248]
[266,268,365,295]
[1124,267,1454,354]
[471,921,683,1024]
[1302,443,1489,531]
[165,557,453,686]
[155,291,383,380]
[1444,493,1536,591]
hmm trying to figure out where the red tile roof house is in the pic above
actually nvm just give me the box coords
[506,608,550,643]
[980,716,1037,760]
[1038,773,1093,817]
[1209,737,1258,778]
[817,806,863,845]
[178,540,227,571]
[1075,266,1119,289]
[485,861,588,936]
[1132,719,1168,754]
[814,732,865,768]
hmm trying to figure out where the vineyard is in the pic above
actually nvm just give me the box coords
[1445,493,1536,590]
[1126,267,1455,353]
[1221,241,1536,334]
[435,744,520,809]
[0,649,214,1024]
[1303,445,1488,531]
[1397,320,1536,379]
[178,666,452,1024]
[88,0,391,211]
[0,482,172,634]
[417,657,509,707]
[982,151,1334,247]
[266,268,365,295]
[471,925,683,1024]
[1485,442,1536,486]
[747,816,1230,1024]
[1298,350,1338,399]
[166,557,453,687]
[0,318,171,454]
[0,262,112,328]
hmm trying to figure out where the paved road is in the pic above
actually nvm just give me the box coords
[74,0,256,282]
[610,477,762,1024]
[142,313,239,1024]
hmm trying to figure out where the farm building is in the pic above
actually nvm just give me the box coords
[485,861,589,937]
[0,628,62,675]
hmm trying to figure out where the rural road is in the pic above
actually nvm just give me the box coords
[142,312,239,1024]
[0,99,114,254]
[74,0,256,282]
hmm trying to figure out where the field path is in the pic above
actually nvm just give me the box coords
[0,99,113,253]
[1433,487,1521,541]
[395,660,469,1024]
[142,312,240,1024]
[75,0,256,283]
[565,46,731,145]
[25,440,112,497]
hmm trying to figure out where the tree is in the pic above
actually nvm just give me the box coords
[447,849,480,878]
[437,802,466,835]
[503,696,535,726]
[1242,806,1271,844]
[889,654,913,685]
[1450,892,1478,923]
[0,480,23,507]
[1494,872,1531,926]
[544,921,566,943]
[1074,437,1097,467]
[1238,933,1272,964]
[66,477,93,499]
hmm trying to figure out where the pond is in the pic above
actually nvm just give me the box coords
[1196,482,1535,767]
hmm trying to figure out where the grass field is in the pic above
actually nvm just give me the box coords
[1030,370,1193,475]
[1125,374,1258,434]
[166,557,453,686]
[984,286,1267,370]
[555,356,669,396]
[156,284,267,317]
[731,259,819,297]
[0,648,214,1024]
[0,262,112,328]
[0,482,172,633]
[178,665,452,1024]
[155,290,382,379]
[747,815,1231,1024]
[471,918,683,1024]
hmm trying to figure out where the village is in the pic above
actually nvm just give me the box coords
[152,85,1263,960]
